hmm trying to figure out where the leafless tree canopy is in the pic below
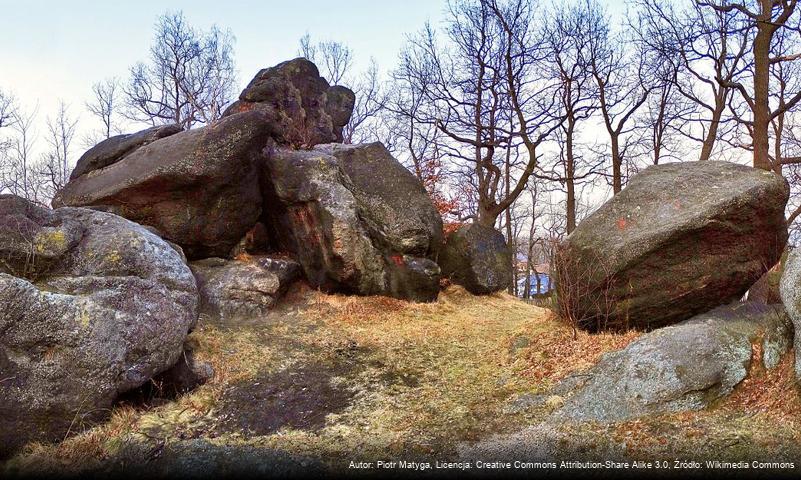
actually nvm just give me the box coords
[297,35,388,144]
[124,11,237,129]
[86,78,121,144]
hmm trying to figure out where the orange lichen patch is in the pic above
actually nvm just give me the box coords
[615,218,627,230]
[518,314,640,382]
[233,252,253,262]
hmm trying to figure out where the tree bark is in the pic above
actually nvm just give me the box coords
[611,134,621,194]
[699,90,726,161]
[566,121,577,234]
[752,0,774,171]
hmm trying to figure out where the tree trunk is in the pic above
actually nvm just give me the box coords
[524,258,531,300]
[565,122,577,234]
[699,90,726,161]
[505,208,516,295]
[752,5,773,171]
[774,112,784,175]
[505,148,516,295]
[476,208,498,228]
[611,134,621,194]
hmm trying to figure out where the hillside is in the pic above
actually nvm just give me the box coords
[3,285,799,477]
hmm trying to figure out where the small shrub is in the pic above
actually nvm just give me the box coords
[552,241,620,334]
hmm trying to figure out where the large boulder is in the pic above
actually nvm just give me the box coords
[0,195,198,457]
[439,223,512,295]
[779,248,801,383]
[553,302,792,423]
[54,110,276,259]
[317,143,443,256]
[560,161,788,331]
[223,58,355,146]
[261,143,442,302]
[70,124,182,180]
[190,256,301,323]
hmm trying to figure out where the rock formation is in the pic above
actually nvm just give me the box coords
[222,57,355,146]
[53,110,275,259]
[554,302,792,422]
[261,143,442,302]
[190,256,301,322]
[439,223,512,295]
[560,161,788,331]
[70,124,182,180]
[53,59,441,302]
[0,195,197,457]
[779,248,801,383]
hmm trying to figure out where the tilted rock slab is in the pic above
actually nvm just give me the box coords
[561,161,788,331]
[0,195,198,457]
[554,302,792,423]
[53,110,276,259]
[439,223,512,295]
[70,124,182,180]
[262,142,442,302]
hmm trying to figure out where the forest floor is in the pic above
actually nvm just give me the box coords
[4,285,801,477]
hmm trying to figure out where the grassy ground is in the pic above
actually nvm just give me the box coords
[4,284,801,476]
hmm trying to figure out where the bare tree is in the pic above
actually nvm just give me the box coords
[125,11,237,129]
[298,34,353,85]
[0,89,15,130]
[633,0,750,162]
[2,106,39,202]
[697,0,801,171]
[0,89,16,166]
[86,78,120,143]
[587,0,651,193]
[343,59,389,144]
[540,1,599,232]
[638,76,693,165]
[38,101,78,201]
[402,0,563,227]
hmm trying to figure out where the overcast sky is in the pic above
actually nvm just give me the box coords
[0,0,446,144]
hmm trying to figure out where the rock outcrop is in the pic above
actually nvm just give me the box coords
[55,58,441,303]
[0,195,198,457]
[261,143,442,302]
[552,302,792,423]
[439,223,512,295]
[54,110,276,259]
[560,161,788,331]
[190,256,301,322]
[223,58,355,146]
[70,124,182,180]
[779,248,801,383]
[317,143,443,256]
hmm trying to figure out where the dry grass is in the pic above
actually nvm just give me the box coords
[721,347,801,419]
[515,310,639,383]
[6,285,582,469]
[542,347,801,462]
[5,284,800,473]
